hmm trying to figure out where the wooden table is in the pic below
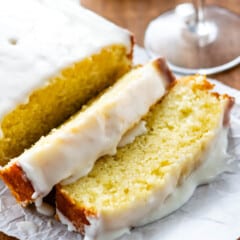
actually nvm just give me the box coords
[1,1,239,239]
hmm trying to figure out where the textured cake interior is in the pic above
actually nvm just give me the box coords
[0,45,131,166]
[58,76,227,215]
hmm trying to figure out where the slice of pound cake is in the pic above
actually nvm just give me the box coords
[55,75,234,239]
[0,59,174,208]
[0,0,133,166]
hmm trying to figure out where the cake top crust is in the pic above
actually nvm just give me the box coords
[0,0,132,120]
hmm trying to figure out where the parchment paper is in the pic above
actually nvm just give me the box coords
[0,47,240,240]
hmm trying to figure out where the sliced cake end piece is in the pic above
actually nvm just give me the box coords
[0,58,174,208]
[55,75,234,239]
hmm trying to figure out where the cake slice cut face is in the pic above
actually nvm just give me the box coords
[56,76,234,239]
[0,59,174,207]
[0,0,133,166]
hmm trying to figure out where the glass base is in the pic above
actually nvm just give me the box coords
[145,4,240,75]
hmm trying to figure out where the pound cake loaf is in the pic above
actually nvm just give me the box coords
[0,59,174,208]
[56,75,234,239]
[0,0,133,166]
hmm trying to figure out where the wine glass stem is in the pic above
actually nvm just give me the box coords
[193,0,205,23]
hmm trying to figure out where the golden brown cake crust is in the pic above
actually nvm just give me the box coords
[221,94,234,126]
[56,185,97,234]
[127,34,135,60]
[153,58,176,86]
[0,163,34,206]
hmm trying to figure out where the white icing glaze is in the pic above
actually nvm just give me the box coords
[85,217,130,240]
[0,0,131,127]
[17,61,169,203]
[118,121,147,148]
[36,202,55,217]
[56,209,77,232]
[34,195,55,216]
[58,125,228,240]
